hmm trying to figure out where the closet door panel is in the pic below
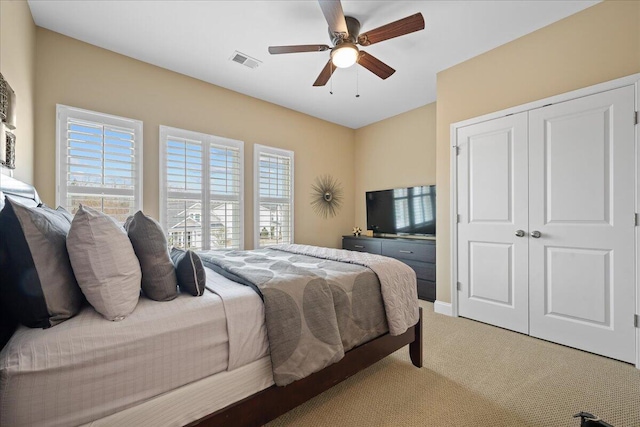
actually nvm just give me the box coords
[545,110,608,223]
[457,113,529,334]
[528,85,636,363]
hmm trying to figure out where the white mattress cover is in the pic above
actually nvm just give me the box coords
[0,267,269,427]
[83,356,274,427]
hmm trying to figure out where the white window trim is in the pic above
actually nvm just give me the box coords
[159,125,244,250]
[55,104,143,211]
[253,144,294,248]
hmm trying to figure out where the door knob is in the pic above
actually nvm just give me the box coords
[515,230,525,237]
[530,231,541,238]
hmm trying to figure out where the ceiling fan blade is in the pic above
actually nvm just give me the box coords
[268,45,331,55]
[318,0,348,38]
[313,60,336,87]
[358,51,395,80]
[358,13,425,46]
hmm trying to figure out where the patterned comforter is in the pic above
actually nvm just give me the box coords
[198,244,418,386]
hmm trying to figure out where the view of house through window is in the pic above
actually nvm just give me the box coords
[254,144,294,248]
[56,105,143,223]
[160,126,244,250]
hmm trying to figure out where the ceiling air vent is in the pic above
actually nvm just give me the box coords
[229,51,261,69]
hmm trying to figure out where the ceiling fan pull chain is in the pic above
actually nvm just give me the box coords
[356,65,360,98]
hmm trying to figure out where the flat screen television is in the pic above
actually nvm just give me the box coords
[366,185,436,236]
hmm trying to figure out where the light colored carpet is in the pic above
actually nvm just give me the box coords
[268,301,640,427]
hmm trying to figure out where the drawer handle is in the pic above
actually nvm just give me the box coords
[399,250,413,254]
[354,245,364,249]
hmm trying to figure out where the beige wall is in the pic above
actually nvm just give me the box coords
[436,0,640,303]
[0,0,36,184]
[354,103,436,229]
[35,29,356,249]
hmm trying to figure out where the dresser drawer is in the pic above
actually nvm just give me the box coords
[342,238,382,254]
[381,240,435,263]
[402,259,435,281]
[417,279,436,302]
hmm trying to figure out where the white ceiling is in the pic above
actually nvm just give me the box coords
[28,0,599,129]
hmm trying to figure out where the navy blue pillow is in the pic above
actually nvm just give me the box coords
[170,248,206,296]
[0,198,83,328]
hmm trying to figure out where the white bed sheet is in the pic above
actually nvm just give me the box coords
[83,356,274,427]
[0,267,269,427]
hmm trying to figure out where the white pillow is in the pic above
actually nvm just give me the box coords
[67,205,141,321]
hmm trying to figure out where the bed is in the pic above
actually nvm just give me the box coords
[0,174,423,427]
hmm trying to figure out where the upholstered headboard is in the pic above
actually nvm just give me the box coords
[0,174,41,209]
[0,174,42,349]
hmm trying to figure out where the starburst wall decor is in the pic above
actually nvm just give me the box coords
[310,175,343,219]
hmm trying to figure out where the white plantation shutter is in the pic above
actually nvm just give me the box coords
[254,144,294,248]
[56,105,143,223]
[164,135,205,250]
[209,143,242,249]
[160,126,243,250]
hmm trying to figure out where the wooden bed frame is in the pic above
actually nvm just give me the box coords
[0,174,424,427]
[190,307,423,427]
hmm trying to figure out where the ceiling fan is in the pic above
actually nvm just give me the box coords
[268,0,425,87]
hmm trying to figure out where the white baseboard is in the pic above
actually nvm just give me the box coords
[434,300,453,316]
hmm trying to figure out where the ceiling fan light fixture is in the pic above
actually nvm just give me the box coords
[331,43,359,68]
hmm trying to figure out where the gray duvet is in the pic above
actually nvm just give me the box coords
[199,244,418,386]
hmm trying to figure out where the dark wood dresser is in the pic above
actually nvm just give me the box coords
[342,235,436,302]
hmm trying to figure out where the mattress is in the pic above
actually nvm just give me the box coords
[0,267,269,427]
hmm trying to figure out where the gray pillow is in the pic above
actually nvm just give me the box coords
[56,206,74,222]
[67,205,141,321]
[0,197,83,328]
[124,211,177,301]
[170,248,206,296]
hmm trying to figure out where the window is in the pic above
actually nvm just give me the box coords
[160,126,243,250]
[254,144,293,248]
[56,105,143,223]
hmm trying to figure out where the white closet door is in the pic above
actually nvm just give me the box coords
[457,113,529,334]
[528,85,636,363]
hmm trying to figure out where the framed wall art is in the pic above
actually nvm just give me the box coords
[0,73,17,170]
[2,130,15,169]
